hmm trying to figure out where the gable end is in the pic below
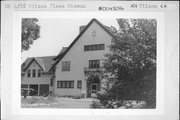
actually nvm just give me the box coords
[50,18,117,71]
[24,58,44,72]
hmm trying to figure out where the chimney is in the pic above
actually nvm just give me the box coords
[79,25,86,33]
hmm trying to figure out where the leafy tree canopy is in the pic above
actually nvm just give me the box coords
[99,19,156,108]
[21,18,40,52]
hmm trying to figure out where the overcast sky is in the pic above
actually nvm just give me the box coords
[21,18,118,62]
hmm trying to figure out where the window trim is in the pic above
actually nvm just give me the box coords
[32,69,36,78]
[37,69,41,77]
[84,44,105,51]
[57,81,74,88]
[62,61,70,71]
[50,78,53,87]
[89,60,100,68]
[27,69,31,78]
[77,80,82,89]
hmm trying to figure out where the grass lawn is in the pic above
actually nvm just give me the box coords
[21,96,146,109]
[21,96,94,108]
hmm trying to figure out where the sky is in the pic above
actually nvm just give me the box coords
[21,18,118,63]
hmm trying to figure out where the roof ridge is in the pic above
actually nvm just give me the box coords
[26,55,56,59]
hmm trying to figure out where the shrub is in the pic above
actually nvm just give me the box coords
[48,96,57,103]
[90,101,103,109]
[28,97,39,104]
[72,96,81,99]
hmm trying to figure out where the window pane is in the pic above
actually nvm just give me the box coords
[77,81,82,89]
[51,78,53,87]
[62,81,65,88]
[66,81,69,88]
[57,81,74,88]
[89,61,92,68]
[70,81,74,88]
[60,81,62,88]
[67,62,70,70]
[84,46,88,51]
[97,60,100,67]
[100,44,105,50]
[27,70,31,77]
[32,69,36,77]
[92,45,96,50]
[93,61,95,67]
[38,69,41,77]
[84,44,105,51]
[57,81,60,88]
[87,46,90,51]
[62,61,70,71]
[89,60,100,68]
[97,44,101,50]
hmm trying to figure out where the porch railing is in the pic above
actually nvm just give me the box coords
[84,67,104,77]
[84,67,103,72]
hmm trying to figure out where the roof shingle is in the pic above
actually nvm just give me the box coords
[22,56,56,73]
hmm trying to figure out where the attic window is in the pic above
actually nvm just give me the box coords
[92,30,97,37]
[84,44,105,51]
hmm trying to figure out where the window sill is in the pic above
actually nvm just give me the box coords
[58,88,74,89]
[61,70,70,72]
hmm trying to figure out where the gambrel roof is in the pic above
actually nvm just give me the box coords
[50,18,117,71]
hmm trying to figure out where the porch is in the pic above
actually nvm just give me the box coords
[84,67,103,98]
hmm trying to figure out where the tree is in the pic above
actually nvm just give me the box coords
[21,18,40,51]
[98,19,156,108]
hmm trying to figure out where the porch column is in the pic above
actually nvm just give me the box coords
[27,84,29,95]
[38,84,40,96]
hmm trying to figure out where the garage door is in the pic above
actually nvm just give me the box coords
[21,84,28,88]
[39,84,49,96]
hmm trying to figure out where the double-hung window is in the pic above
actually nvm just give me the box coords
[84,44,105,51]
[57,81,74,88]
[77,81,82,89]
[89,60,100,68]
[62,61,70,71]
[27,70,31,77]
[37,69,41,77]
[32,69,36,77]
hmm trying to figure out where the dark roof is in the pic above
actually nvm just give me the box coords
[22,56,56,73]
[53,47,68,60]
[50,18,117,71]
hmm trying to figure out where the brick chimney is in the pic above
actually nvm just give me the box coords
[79,25,86,33]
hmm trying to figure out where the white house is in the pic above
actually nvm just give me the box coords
[21,56,56,96]
[51,18,116,97]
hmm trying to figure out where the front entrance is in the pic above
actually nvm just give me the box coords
[91,83,99,93]
[86,74,101,97]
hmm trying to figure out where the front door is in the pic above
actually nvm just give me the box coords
[91,83,98,93]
